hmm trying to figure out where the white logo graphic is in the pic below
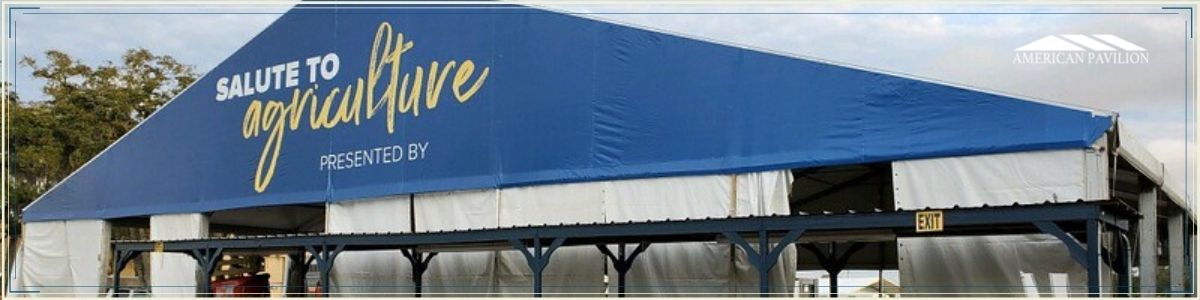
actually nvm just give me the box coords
[1013,34,1148,65]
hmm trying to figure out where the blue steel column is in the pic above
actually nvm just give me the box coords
[111,249,123,297]
[1117,232,1132,296]
[305,244,344,297]
[509,237,567,297]
[1087,220,1101,297]
[1033,220,1099,296]
[827,243,838,297]
[800,242,865,298]
[400,249,437,297]
[596,242,650,297]
[189,247,224,297]
[110,249,139,297]
[723,228,806,297]
[285,253,313,297]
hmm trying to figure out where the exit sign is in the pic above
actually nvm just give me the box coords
[916,210,944,233]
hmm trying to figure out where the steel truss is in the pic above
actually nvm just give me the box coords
[110,202,1131,297]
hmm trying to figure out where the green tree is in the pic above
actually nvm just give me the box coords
[7,49,198,235]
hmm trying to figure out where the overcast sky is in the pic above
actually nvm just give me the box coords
[7,2,1193,202]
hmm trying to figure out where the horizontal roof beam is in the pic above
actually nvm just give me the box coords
[115,202,1116,254]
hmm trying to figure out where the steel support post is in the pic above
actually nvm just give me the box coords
[1180,217,1190,296]
[1168,212,1185,296]
[724,229,806,297]
[829,243,839,298]
[188,247,224,297]
[285,253,313,297]
[509,237,567,297]
[1117,232,1133,296]
[876,243,885,298]
[400,249,438,297]
[305,244,345,297]
[1034,220,1101,297]
[110,249,140,297]
[1087,220,1101,297]
[1138,185,1158,296]
[596,242,651,297]
[800,242,865,298]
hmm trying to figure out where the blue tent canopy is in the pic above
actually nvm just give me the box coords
[23,5,1112,221]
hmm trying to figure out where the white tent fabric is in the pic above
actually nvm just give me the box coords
[601,175,734,296]
[1116,122,1163,185]
[326,195,415,296]
[603,172,795,295]
[414,190,501,296]
[149,213,208,297]
[892,148,1108,210]
[1116,122,1188,210]
[325,170,794,296]
[9,242,26,296]
[15,220,110,297]
[496,183,606,296]
[732,171,797,295]
[893,149,1111,296]
[898,235,1092,297]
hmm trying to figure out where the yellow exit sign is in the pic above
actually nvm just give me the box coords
[916,210,944,232]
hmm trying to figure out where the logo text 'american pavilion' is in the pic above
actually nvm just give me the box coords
[1013,34,1148,65]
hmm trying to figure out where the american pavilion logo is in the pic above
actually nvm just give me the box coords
[1012,34,1149,65]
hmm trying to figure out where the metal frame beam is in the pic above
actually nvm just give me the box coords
[109,202,1130,297]
[116,203,1115,253]
[1033,221,1089,266]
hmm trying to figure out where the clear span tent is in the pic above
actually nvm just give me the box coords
[11,3,1193,298]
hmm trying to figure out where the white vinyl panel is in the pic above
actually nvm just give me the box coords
[497,182,606,296]
[893,149,1095,210]
[603,174,736,296]
[415,190,499,296]
[150,214,207,297]
[17,220,107,297]
[327,195,413,296]
[731,171,796,295]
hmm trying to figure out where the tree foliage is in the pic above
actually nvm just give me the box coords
[7,49,198,233]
